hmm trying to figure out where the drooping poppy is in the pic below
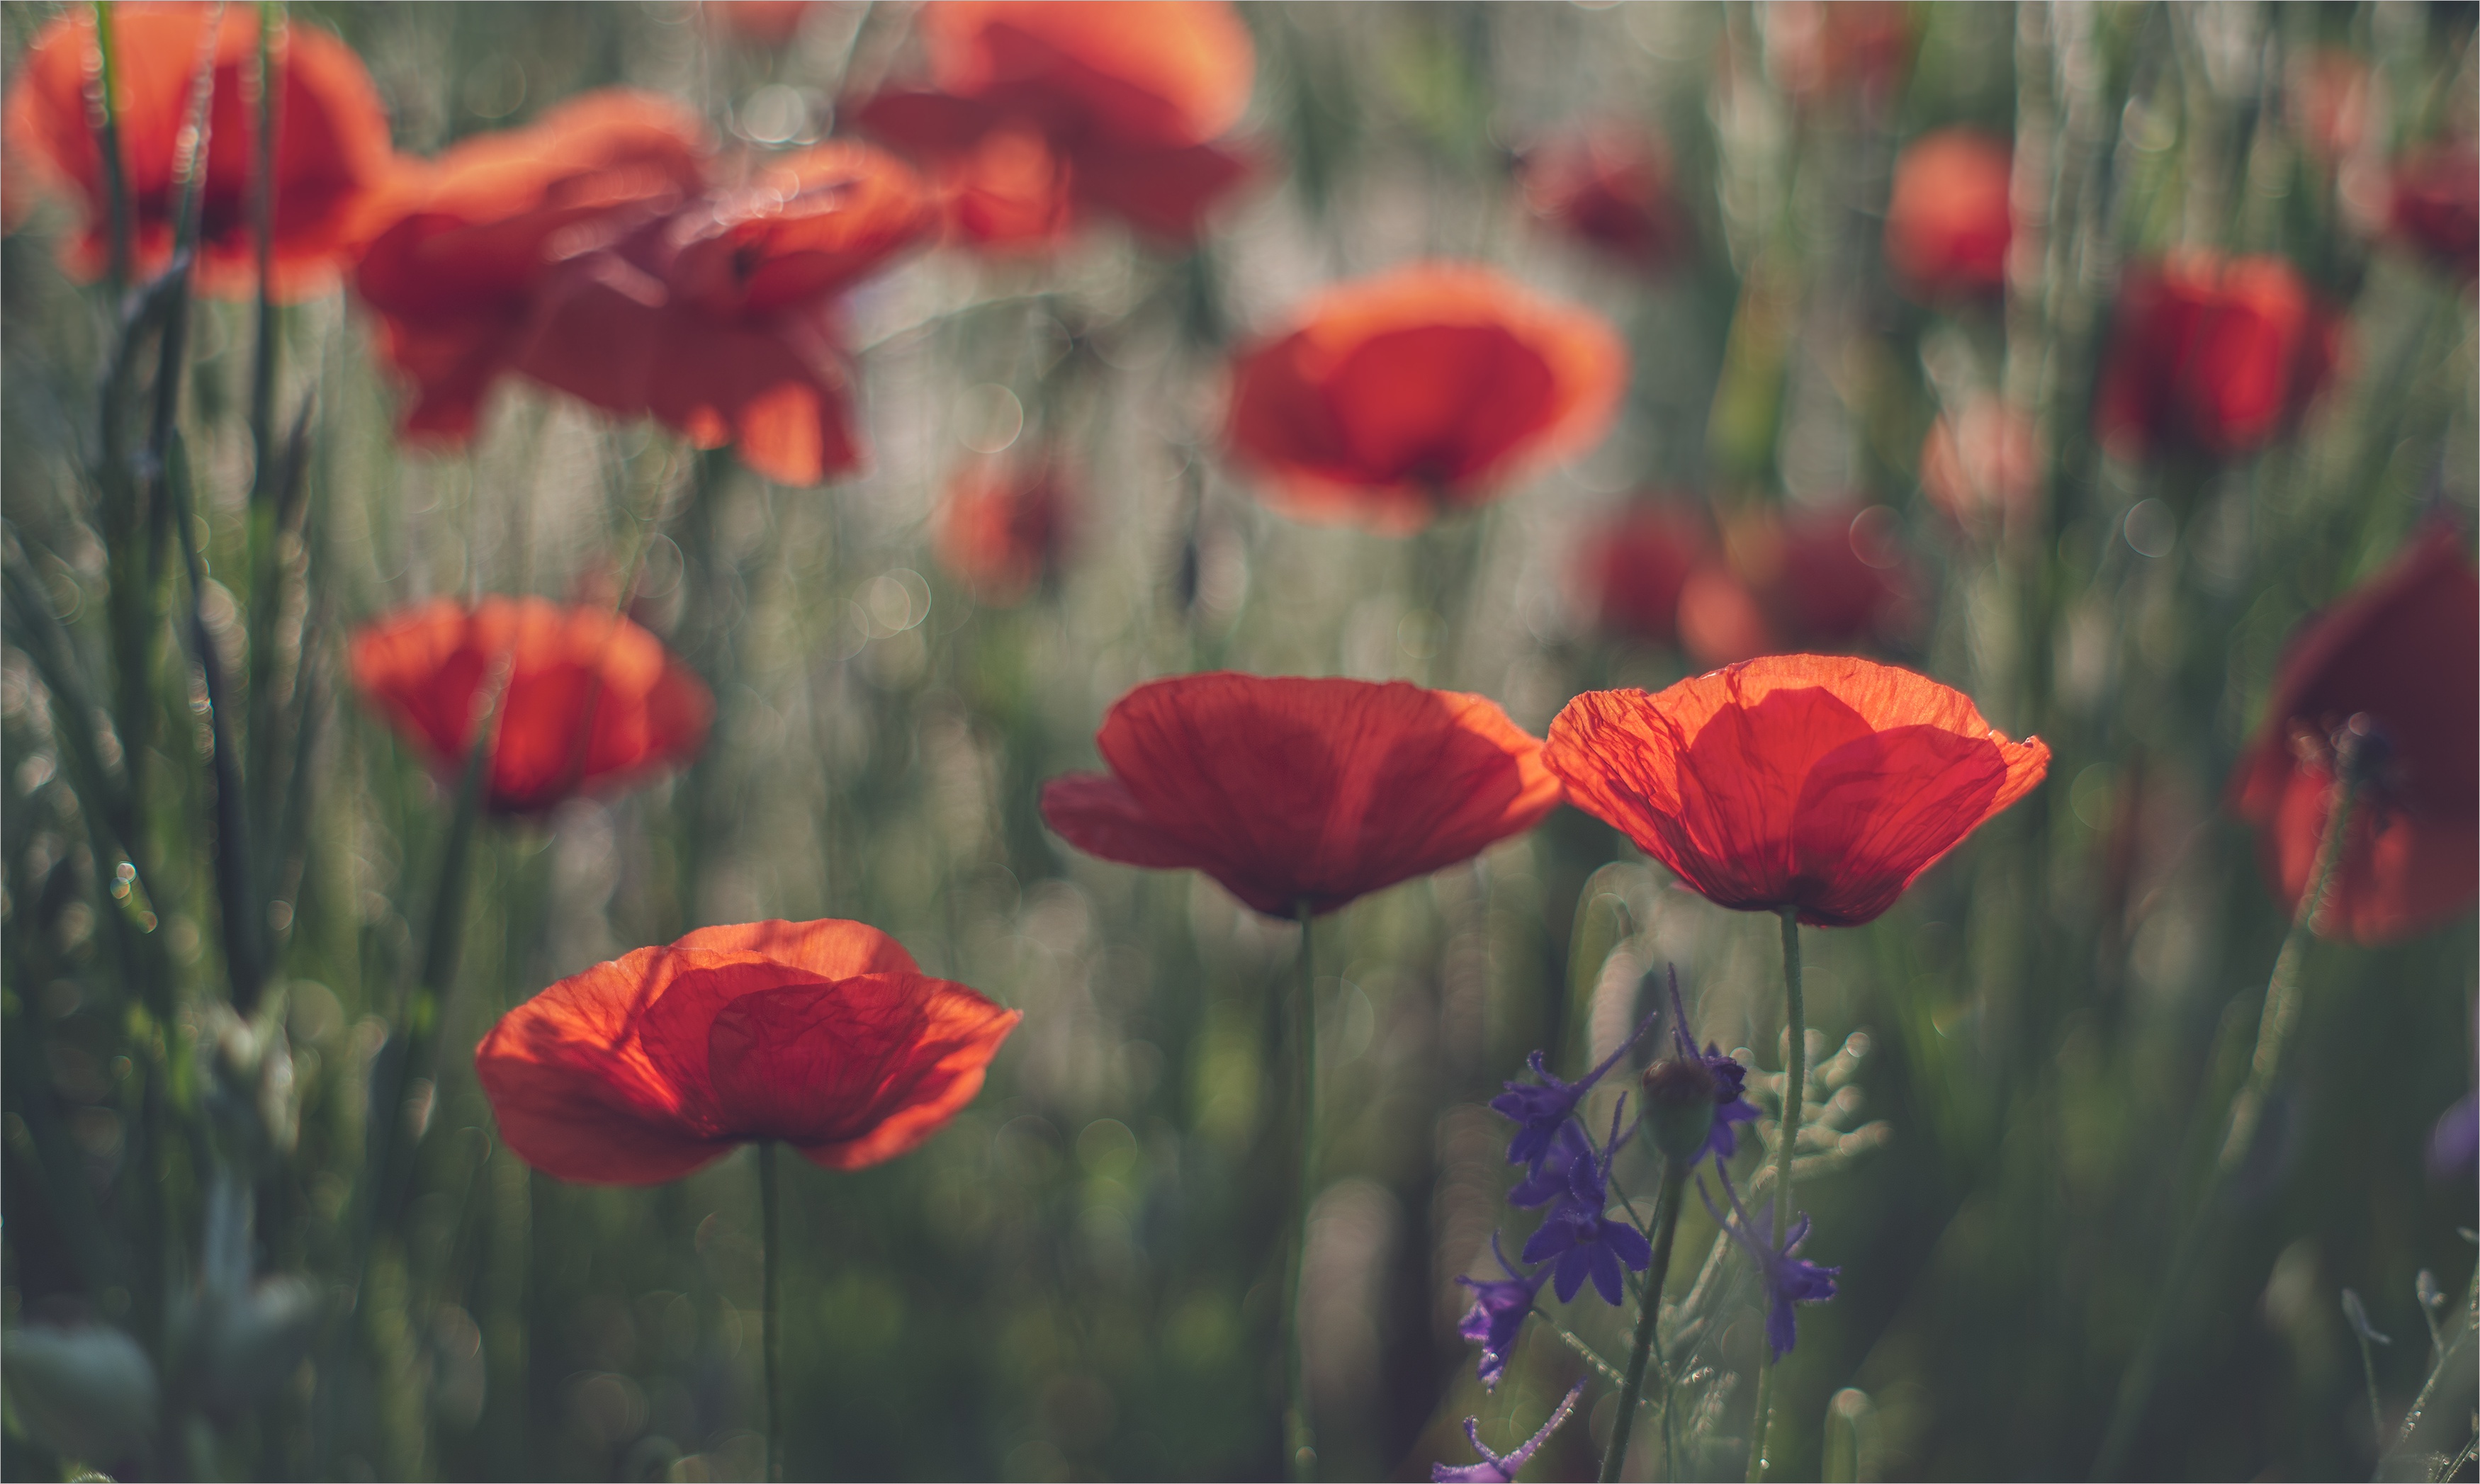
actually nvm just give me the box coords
[1225,263,1628,532]
[2231,529,2479,945]
[4,4,392,299]
[2384,141,2479,284]
[1544,655,2050,927]
[936,458,1074,604]
[1516,125,1682,274]
[508,140,935,484]
[351,89,713,441]
[1883,128,2012,301]
[475,917,1020,1184]
[348,596,714,816]
[852,0,1258,249]
[1918,396,2040,533]
[1039,673,1565,918]
[2094,253,2344,460]
[1577,499,1710,645]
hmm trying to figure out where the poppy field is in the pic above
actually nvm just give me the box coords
[1,3,2476,1481]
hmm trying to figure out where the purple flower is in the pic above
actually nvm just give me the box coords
[1519,1099,1652,1305]
[1492,1012,1655,1172]
[2430,1090,2477,1179]
[1642,970,1761,1167]
[1505,1123,1594,1209]
[1431,1381,1586,1483]
[1455,1234,1543,1389]
[1702,1166,1839,1361]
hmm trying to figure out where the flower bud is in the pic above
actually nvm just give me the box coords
[1640,1056,1720,1167]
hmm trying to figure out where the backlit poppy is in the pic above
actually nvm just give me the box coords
[1517,125,1682,274]
[2094,253,2344,460]
[1883,128,2012,301]
[1040,673,1565,918]
[348,596,714,816]
[1578,500,1709,644]
[476,918,1020,1184]
[1919,397,2040,532]
[1544,655,2050,927]
[4,4,391,299]
[351,89,712,440]
[1225,263,1628,532]
[2231,529,2479,944]
[937,458,1074,604]
[852,0,1258,249]
[2384,141,2478,283]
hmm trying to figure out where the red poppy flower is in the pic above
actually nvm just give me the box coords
[2384,141,2479,284]
[2288,47,2372,164]
[851,0,1257,248]
[1518,126,1682,274]
[1674,504,1917,667]
[1579,500,1710,644]
[1040,674,1565,918]
[1224,263,1628,532]
[2231,530,2479,944]
[476,918,1020,1184]
[1883,129,2012,301]
[1919,397,2040,532]
[2094,253,2344,460]
[1766,1,1910,107]
[1544,655,2050,927]
[348,596,713,815]
[937,458,1074,604]
[351,89,713,441]
[4,4,391,300]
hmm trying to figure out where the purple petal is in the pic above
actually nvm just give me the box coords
[2429,1092,2478,1179]
[1586,1240,1625,1306]
[1551,1248,1590,1304]
[1605,1218,1653,1272]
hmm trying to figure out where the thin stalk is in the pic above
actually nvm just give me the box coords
[1746,907,1805,1484]
[1282,900,1320,1480]
[1603,1159,1689,1483]
[760,1140,784,1484]
[2090,762,2361,1479]
[88,1,133,295]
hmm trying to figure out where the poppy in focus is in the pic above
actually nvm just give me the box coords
[1225,263,1628,531]
[2231,529,2480,945]
[1577,500,1710,645]
[1040,673,1565,918]
[1517,125,1682,274]
[2384,141,2479,283]
[2094,253,2344,460]
[1919,397,2041,533]
[4,4,392,299]
[1883,128,2012,301]
[348,596,714,816]
[351,89,713,441]
[852,0,1258,249]
[475,918,1020,1184]
[937,458,1075,604]
[1544,654,2050,927]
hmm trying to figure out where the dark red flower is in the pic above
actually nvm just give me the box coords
[348,596,713,816]
[1040,674,1565,917]
[476,918,1020,1184]
[1225,263,1628,532]
[2231,530,2479,945]
[1545,655,2050,927]
[2288,47,2372,164]
[2385,141,2479,283]
[1517,126,1682,274]
[1578,500,1710,644]
[351,89,713,441]
[1919,397,2040,533]
[4,4,391,299]
[2094,253,2345,460]
[852,0,1258,249]
[1766,2,1910,107]
[937,458,1074,604]
[1883,128,2012,301]
[1674,504,1917,667]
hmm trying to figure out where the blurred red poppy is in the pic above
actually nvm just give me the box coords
[937,458,1075,604]
[1545,655,2050,927]
[2288,47,2372,164]
[1675,504,1917,667]
[1225,263,1628,532]
[352,89,713,441]
[1919,397,2041,533]
[1518,126,1682,274]
[348,596,714,816]
[852,0,1258,249]
[2231,529,2480,944]
[1578,500,1710,644]
[1884,128,2012,301]
[2095,253,2344,460]
[1766,1,1910,107]
[2385,141,2479,283]
[709,1,816,47]
[1040,674,1564,918]
[4,3,391,299]
[476,918,1020,1184]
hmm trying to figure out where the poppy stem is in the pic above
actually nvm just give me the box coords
[1282,899,1320,1480]
[1746,906,1805,1484]
[1602,1157,1688,1483]
[760,1140,784,1484]
[2089,759,2362,1479]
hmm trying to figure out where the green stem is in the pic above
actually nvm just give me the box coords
[89,1,133,295]
[1282,900,1320,1481]
[760,1140,784,1484]
[1747,907,1805,1484]
[2089,760,2360,1479]
[1603,1160,1689,1483]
